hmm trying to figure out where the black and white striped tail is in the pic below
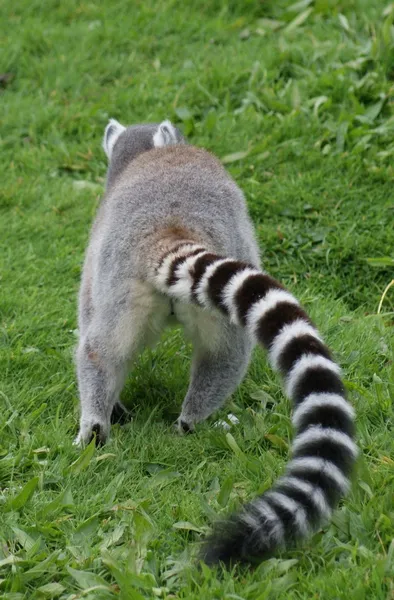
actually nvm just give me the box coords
[154,243,357,564]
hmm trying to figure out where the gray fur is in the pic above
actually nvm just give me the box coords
[75,119,260,445]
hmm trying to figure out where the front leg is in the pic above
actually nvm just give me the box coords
[178,325,253,433]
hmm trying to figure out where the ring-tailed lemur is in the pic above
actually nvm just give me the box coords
[75,118,357,565]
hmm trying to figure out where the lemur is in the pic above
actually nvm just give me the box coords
[75,118,357,565]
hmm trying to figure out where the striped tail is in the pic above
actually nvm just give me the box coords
[153,243,357,564]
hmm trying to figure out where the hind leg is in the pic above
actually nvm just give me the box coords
[75,335,128,445]
[176,305,253,432]
[77,253,131,429]
[75,281,169,446]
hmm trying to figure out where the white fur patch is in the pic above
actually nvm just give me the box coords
[292,426,358,459]
[103,118,126,159]
[167,276,192,303]
[174,302,224,354]
[221,268,260,325]
[288,457,350,494]
[292,393,355,429]
[245,289,299,339]
[269,319,322,371]
[285,354,341,399]
[194,258,234,309]
[153,120,178,148]
[213,413,240,430]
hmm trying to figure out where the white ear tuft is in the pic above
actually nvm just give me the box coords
[103,118,126,159]
[153,120,179,148]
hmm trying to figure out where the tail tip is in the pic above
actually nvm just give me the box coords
[200,514,268,566]
[200,517,247,566]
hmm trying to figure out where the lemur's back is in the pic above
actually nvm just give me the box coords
[75,119,357,567]
[96,145,260,278]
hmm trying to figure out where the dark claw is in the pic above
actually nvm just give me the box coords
[91,423,106,446]
[111,401,132,425]
[179,419,193,434]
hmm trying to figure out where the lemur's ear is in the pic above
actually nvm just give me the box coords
[153,120,179,148]
[103,119,126,159]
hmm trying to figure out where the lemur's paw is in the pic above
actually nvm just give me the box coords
[111,401,133,425]
[74,417,110,447]
[177,417,195,435]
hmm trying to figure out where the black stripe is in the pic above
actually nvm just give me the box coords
[288,466,342,509]
[277,334,332,375]
[167,255,189,287]
[275,481,320,527]
[157,242,191,271]
[292,432,354,475]
[235,274,284,325]
[257,302,312,349]
[292,366,345,405]
[207,261,247,311]
[263,496,299,542]
[190,253,220,302]
[166,248,205,287]
[296,403,355,437]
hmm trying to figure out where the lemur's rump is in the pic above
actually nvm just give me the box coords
[75,118,357,565]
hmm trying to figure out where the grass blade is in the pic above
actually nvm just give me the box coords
[6,476,39,511]
[66,437,96,474]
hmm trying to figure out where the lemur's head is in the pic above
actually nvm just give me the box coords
[103,119,184,160]
[102,119,185,187]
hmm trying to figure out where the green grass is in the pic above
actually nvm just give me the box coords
[1,0,394,597]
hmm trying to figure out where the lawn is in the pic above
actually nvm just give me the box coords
[1,0,394,598]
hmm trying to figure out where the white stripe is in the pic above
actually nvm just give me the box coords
[245,289,299,339]
[292,393,355,429]
[166,250,207,301]
[252,499,285,544]
[285,354,341,399]
[241,511,262,531]
[155,244,203,292]
[168,276,193,302]
[288,457,350,494]
[194,258,234,309]
[292,426,358,459]
[266,491,309,537]
[156,253,178,291]
[221,268,260,324]
[269,319,322,371]
[278,476,331,520]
